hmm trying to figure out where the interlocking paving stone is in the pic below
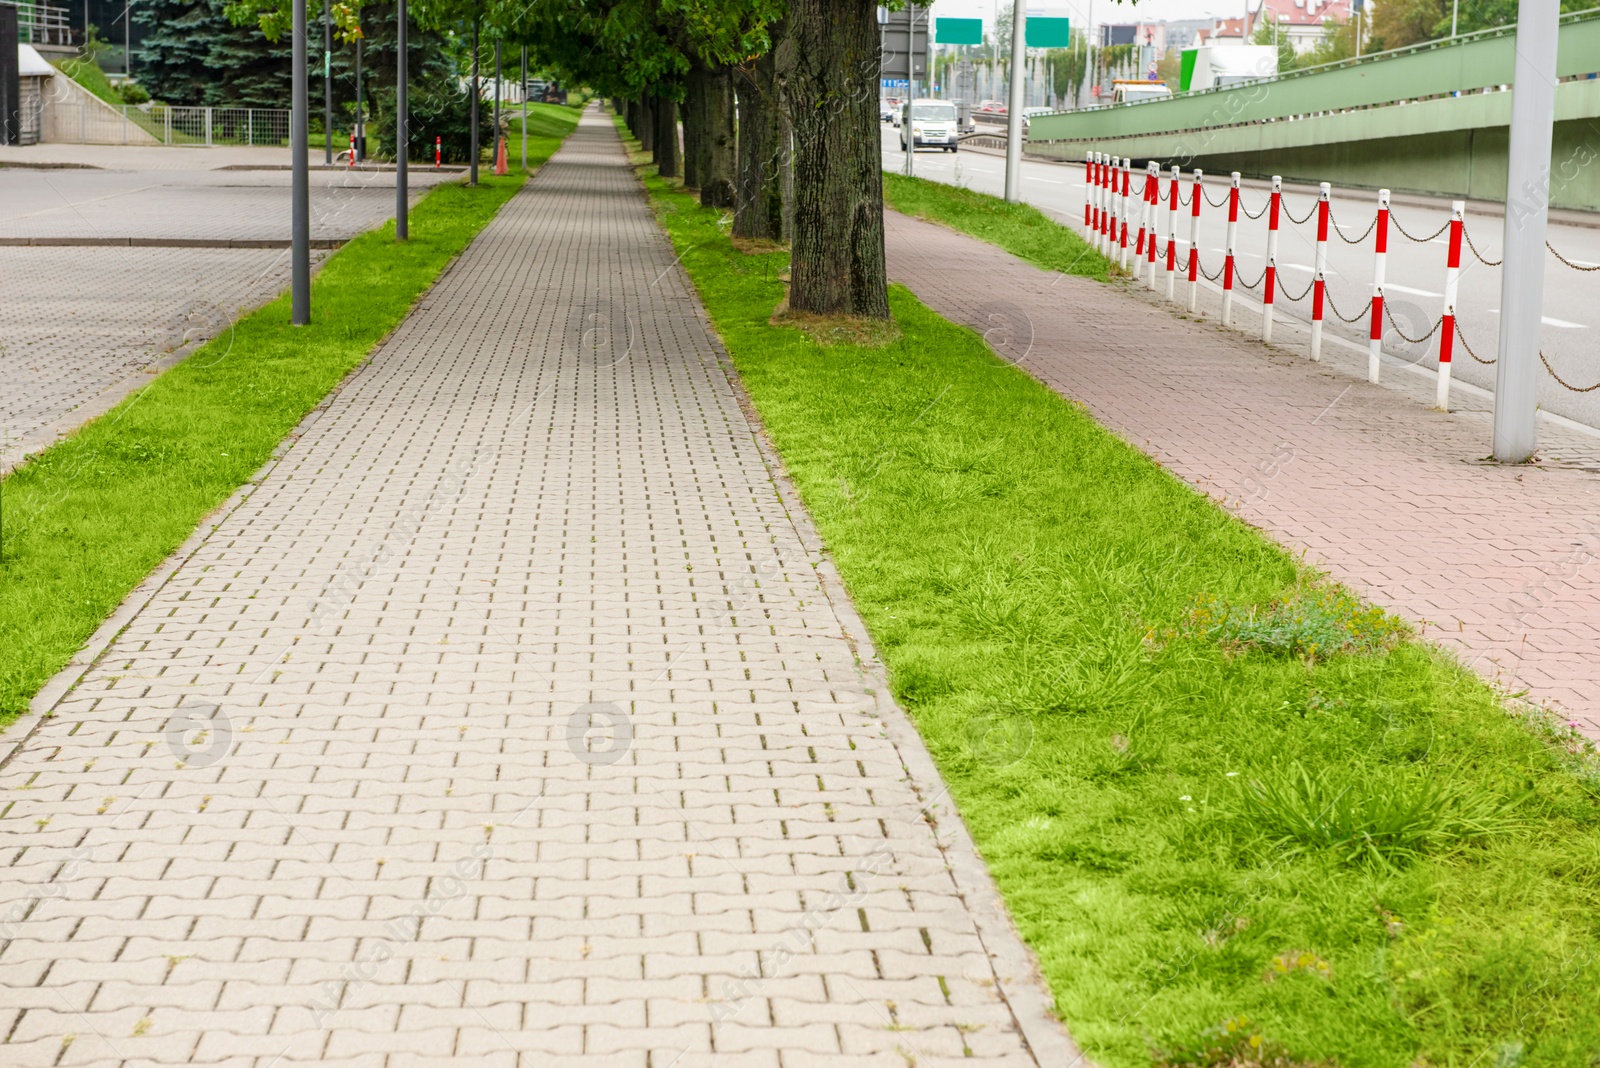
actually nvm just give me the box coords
[0,109,1061,1066]
[885,208,1600,739]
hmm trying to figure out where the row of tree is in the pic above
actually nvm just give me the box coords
[521,0,890,318]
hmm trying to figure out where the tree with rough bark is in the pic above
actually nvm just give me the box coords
[783,0,887,318]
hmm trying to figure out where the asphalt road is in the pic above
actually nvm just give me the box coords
[882,127,1600,432]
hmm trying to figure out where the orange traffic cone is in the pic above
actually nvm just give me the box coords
[493,136,509,176]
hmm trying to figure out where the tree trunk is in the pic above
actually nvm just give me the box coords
[700,63,737,209]
[784,0,888,318]
[732,27,786,242]
[639,95,655,154]
[653,95,679,178]
[682,67,703,189]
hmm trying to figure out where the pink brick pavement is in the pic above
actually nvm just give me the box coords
[886,210,1600,739]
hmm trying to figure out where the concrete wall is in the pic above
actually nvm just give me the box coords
[41,71,160,145]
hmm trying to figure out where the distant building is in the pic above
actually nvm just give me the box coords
[1198,0,1351,53]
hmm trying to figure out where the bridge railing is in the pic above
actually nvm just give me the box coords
[1028,10,1600,146]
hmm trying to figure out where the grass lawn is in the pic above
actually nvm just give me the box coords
[882,170,1113,281]
[0,103,580,724]
[621,128,1600,1067]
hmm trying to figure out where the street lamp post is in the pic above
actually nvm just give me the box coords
[396,0,408,239]
[470,20,480,186]
[1003,0,1025,202]
[323,0,332,166]
[355,29,363,161]
[291,0,310,323]
[1492,0,1560,462]
[520,46,527,171]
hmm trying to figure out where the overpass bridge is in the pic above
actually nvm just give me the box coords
[1025,10,1600,211]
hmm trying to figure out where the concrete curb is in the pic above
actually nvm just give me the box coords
[0,236,346,248]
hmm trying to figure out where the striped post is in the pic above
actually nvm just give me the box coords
[1165,164,1179,301]
[1310,182,1331,362]
[1083,155,1093,231]
[1146,162,1161,291]
[1134,163,1149,262]
[1120,158,1132,272]
[1221,172,1241,326]
[1105,155,1117,258]
[1187,168,1202,312]
[1368,188,1390,383]
[1263,176,1282,342]
[1098,153,1110,255]
[1436,200,1465,410]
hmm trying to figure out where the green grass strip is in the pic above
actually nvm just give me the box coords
[629,146,1600,1066]
[0,103,581,722]
[883,170,1113,281]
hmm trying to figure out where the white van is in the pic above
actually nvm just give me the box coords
[1111,80,1174,105]
[899,99,960,153]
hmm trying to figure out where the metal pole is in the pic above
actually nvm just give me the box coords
[470,20,479,185]
[1004,0,1025,202]
[903,7,915,177]
[1493,0,1559,463]
[355,30,363,161]
[395,0,408,239]
[520,46,527,171]
[493,38,500,154]
[291,0,310,324]
[323,0,332,166]
[1451,0,1458,37]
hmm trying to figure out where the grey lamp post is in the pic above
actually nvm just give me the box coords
[469,20,480,185]
[396,0,408,239]
[323,0,332,165]
[291,0,310,323]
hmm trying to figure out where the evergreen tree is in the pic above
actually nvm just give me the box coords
[135,0,293,107]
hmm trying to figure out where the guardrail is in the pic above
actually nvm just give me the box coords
[1083,152,1600,403]
[18,3,74,47]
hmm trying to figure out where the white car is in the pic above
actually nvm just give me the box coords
[899,99,960,153]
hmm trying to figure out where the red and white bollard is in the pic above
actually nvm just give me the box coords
[1165,164,1179,301]
[1120,158,1132,272]
[1187,168,1202,312]
[1436,200,1465,410]
[1083,155,1093,232]
[1091,152,1103,252]
[1221,172,1241,326]
[1134,163,1149,263]
[1368,188,1390,383]
[1102,153,1115,257]
[435,136,442,169]
[1310,182,1331,362]
[348,130,355,167]
[1146,162,1161,291]
[1263,176,1282,343]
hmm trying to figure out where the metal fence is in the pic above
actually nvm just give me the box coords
[46,104,294,147]
[18,3,74,47]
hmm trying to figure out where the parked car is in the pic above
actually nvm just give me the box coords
[882,97,903,123]
[1020,105,1053,129]
[899,99,960,153]
[977,98,1007,113]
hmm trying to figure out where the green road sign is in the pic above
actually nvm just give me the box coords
[935,17,983,45]
[1024,17,1071,48]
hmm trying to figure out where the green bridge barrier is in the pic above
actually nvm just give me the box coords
[1027,12,1600,211]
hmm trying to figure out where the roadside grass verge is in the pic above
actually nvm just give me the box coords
[626,142,1600,1065]
[0,112,574,723]
[883,170,1113,280]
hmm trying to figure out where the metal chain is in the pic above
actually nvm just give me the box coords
[1463,224,1502,267]
[1454,320,1497,365]
[1200,260,1225,282]
[1328,207,1376,245]
[1283,199,1318,225]
[1540,351,1600,392]
[1204,187,1231,208]
[1389,212,1450,244]
[1276,274,1316,302]
[1326,288,1373,323]
[1178,186,1193,207]
[1240,198,1268,220]
[1383,303,1443,346]
[1234,263,1267,290]
[1548,241,1600,271]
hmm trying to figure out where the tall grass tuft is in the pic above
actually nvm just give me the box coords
[1237,761,1524,867]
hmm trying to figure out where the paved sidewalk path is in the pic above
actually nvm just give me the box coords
[887,210,1600,738]
[0,110,1063,1067]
